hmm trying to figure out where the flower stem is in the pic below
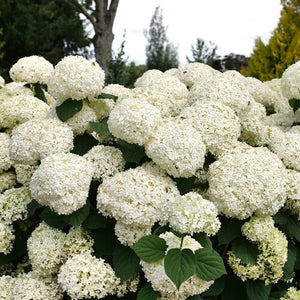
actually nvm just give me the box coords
[179,235,185,250]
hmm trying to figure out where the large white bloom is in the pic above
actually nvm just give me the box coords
[0,171,16,193]
[141,232,213,299]
[0,133,13,172]
[145,118,206,178]
[284,169,300,220]
[9,55,54,84]
[97,166,179,227]
[47,55,105,102]
[107,97,162,146]
[9,118,73,165]
[281,60,300,100]
[208,146,287,219]
[30,153,93,215]
[0,222,14,254]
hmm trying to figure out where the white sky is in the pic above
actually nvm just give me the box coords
[111,0,282,65]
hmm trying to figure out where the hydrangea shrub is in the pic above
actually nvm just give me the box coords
[0,56,299,300]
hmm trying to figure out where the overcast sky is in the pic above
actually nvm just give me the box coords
[111,0,282,65]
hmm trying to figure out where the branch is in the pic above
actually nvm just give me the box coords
[62,0,97,30]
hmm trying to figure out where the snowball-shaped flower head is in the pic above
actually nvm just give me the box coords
[134,69,165,87]
[0,76,4,87]
[14,164,38,187]
[281,60,300,100]
[0,275,14,299]
[228,216,288,284]
[0,222,14,254]
[83,145,125,181]
[97,165,179,227]
[30,153,93,215]
[0,95,49,129]
[9,55,54,84]
[163,192,221,235]
[0,171,16,193]
[9,118,74,165]
[280,287,300,300]
[141,232,213,298]
[180,100,241,156]
[47,56,105,102]
[284,169,300,220]
[27,222,67,277]
[12,271,63,300]
[58,252,118,299]
[108,97,162,146]
[145,118,206,178]
[208,146,287,219]
[0,133,13,172]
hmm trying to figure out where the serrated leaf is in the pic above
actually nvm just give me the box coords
[62,201,90,227]
[231,237,260,265]
[117,139,146,164]
[202,276,225,296]
[289,98,300,112]
[82,213,107,229]
[33,83,47,103]
[132,235,167,263]
[283,241,297,280]
[164,248,195,290]
[137,284,160,300]
[56,98,83,122]
[193,232,213,249]
[26,199,42,218]
[217,216,244,245]
[246,280,271,300]
[113,243,141,282]
[40,207,67,229]
[89,117,112,137]
[194,248,226,281]
[96,92,118,101]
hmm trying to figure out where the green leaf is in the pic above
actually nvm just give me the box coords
[274,212,300,241]
[283,241,297,280]
[26,199,42,218]
[89,117,112,137]
[82,213,107,230]
[246,280,271,300]
[164,248,196,290]
[33,83,47,103]
[56,98,83,122]
[173,177,196,195]
[285,215,300,242]
[221,275,248,300]
[273,212,290,225]
[217,216,244,245]
[202,276,225,296]
[289,98,300,112]
[117,139,146,164]
[132,235,167,263]
[62,201,90,227]
[40,207,67,229]
[194,248,226,281]
[231,237,260,265]
[193,232,213,249]
[113,243,141,282]
[137,284,160,300]
[71,132,99,156]
[91,227,117,256]
[295,245,300,270]
[96,92,118,102]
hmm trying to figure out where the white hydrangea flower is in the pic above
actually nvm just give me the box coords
[0,186,32,224]
[141,232,213,299]
[47,55,105,102]
[180,100,241,155]
[280,287,300,300]
[9,56,54,84]
[163,192,220,235]
[0,94,49,130]
[114,221,152,246]
[228,216,288,284]
[83,145,125,181]
[164,68,180,77]
[0,82,35,99]
[58,252,118,299]
[115,274,140,298]
[97,166,179,227]
[263,111,294,130]
[0,275,14,299]
[288,125,300,134]
[27,222,67,277]
[284,169,300,220]
[178,62,218,88]
[30,153,93,215]
[14,164,38,187]
[208,147,287,219]
[12,271,63,300]
[0,76,4,88]
[281,60,300,100]
[145,118,206,178]
[0,171,16,193]
[0,222,14,254]
[107,97,162,146]
[134,69,165,87]
[269,129,300,171]
[187,73,253,113]
[0,133,13,172]
[9,118,74,165]
[47,101,98,136]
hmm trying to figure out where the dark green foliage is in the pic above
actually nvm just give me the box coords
[56,99,83,122]
[137,284,160,300]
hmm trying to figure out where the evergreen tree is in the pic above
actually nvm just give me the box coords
[145,6,179,71]
[0,0,90,80]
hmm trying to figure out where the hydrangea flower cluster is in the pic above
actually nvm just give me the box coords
[281,60,300,100]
